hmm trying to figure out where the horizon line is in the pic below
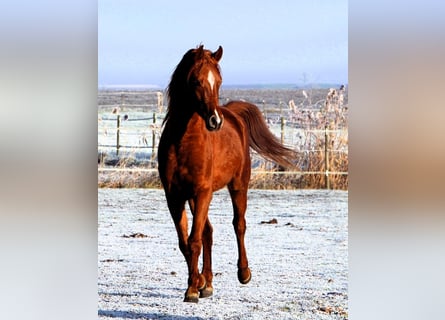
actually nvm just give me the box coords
[98,82,347,89]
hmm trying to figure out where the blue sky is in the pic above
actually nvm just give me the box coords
[98,0,348,87]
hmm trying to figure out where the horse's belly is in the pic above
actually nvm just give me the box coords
[176,156,241,192]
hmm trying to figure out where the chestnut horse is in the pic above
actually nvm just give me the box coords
[158,45,296,302]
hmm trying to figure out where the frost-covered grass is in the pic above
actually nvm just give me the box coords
[98,88,348,190]
[98,189,348,319]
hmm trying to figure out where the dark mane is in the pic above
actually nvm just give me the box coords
[164,45,221,125]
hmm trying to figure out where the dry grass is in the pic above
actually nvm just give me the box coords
[249,170,302,189]
[98,169,161,189]
[248,86,348,190]
[290,86,348,190]
[98,87,348,190]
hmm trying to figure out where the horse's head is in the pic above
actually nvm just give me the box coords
[187,45,224,131]
[167,45,224,131]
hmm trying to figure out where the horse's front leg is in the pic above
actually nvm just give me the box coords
[188,200,214,299]
[184,190,212,303]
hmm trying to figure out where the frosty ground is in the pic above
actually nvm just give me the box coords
[98,188,348,319]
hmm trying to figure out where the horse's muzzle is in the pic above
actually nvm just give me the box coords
[206,112,223,131]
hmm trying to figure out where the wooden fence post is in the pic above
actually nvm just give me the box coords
[116,115,121,156]
[151,112,157,160]
[280,116,285,144]
[115,93,126,157]
[324,126,330,189]
[262,100,267,119]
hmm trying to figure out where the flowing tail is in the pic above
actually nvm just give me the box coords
[225,101,297,169]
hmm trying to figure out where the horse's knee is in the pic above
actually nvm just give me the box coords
[188,238,202,255]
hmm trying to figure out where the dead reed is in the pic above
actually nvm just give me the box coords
[98,169,161,188]
[98,87,348,190]
[289,86,348,190]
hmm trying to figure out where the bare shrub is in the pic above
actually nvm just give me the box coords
[98,88,348,190]
[292,86,348,189]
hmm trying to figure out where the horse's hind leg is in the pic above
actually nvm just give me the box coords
[200,217,214,298]
[229,188,252,284]
[167,198,190,264]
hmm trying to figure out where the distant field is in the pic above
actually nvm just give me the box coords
[98,87,348,114]
[98,87,348,189]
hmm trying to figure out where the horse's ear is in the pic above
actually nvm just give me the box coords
[196,45,205,59]
[212,46,223,62]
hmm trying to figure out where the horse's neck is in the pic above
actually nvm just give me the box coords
[167,101,194,120]
[165,102,205,140]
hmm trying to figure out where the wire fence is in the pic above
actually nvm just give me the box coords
[98,89,348,189]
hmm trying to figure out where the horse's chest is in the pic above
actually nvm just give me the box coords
[161,132,210,184]
[177,139,212,172]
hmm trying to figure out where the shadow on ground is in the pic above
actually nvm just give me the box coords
[99,310,205,320]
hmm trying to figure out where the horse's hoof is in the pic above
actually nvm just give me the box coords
[199,285,213,298]
[184,292,199,303]
[238,267,251,284]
